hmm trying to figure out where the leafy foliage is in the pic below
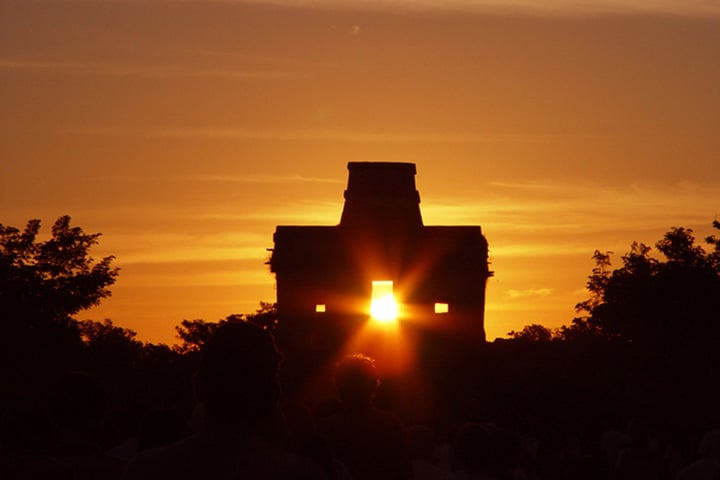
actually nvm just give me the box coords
[508,323,555,342]
[174,319,221,354]
[573,222,720,347]
[174,303,277,353]
[244,301,279,331]
[0,216,118,328]
[705,219,720,268]
[78,319,143,370]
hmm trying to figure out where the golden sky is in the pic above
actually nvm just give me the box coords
[2,0,719,344]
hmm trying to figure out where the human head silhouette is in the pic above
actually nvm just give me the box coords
[194,321,281,432]
[49,371,106,436]
[453,422,493,474]
[454,422,522,477]
[334,353,379,408]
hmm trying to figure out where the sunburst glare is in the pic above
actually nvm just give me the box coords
[370,280,399,324]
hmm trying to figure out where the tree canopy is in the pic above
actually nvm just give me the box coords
[507,323,555,342]
[174,302,278,354]
[573,221,720,348]
[0,215,118,329]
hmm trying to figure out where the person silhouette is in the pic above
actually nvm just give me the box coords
[47,370,125,479]
[317,353,412,480]
[123,321,326,479]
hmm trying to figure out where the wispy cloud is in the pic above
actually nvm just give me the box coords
[487,181,555,191]
[71,125,547,144]
[505,288,554,299]
[191,174,342,185]
[423,180,719,230]
[0,60,80,70]
[0,59,301,79]
[490,243,592,258]
[77,173,341,186]
[117,260,275,287]
[105,231,271,264]
[168,0,720,16]
[198,201,342,224]
[421,179,720,263]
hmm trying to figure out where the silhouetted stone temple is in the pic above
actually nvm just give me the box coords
[270,162,490,387]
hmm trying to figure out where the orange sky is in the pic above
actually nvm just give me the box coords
[2,0,719,344]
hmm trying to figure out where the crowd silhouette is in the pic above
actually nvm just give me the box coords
[2,318,720,480]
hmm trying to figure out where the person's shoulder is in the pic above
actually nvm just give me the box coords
[273,451,332,480]
[122,435,198,480]
[368,407,403,427]
[317,409,352,432]
[675,458,720,480]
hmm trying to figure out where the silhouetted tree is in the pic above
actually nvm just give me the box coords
[0,216,118,329]
[554,316,603,342]
[139,342,180,368]
[574,222,720,349]
[508,323,555,342]
[173,303,278,354]
[244,301,278,331]
[704,219,720,268]
[79,319,143,372]
[0,216,119,383]
[174,319,220,354]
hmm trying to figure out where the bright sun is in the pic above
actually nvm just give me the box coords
[370,280,399,323]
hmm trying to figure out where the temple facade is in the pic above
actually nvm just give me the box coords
[269,162,490,383]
